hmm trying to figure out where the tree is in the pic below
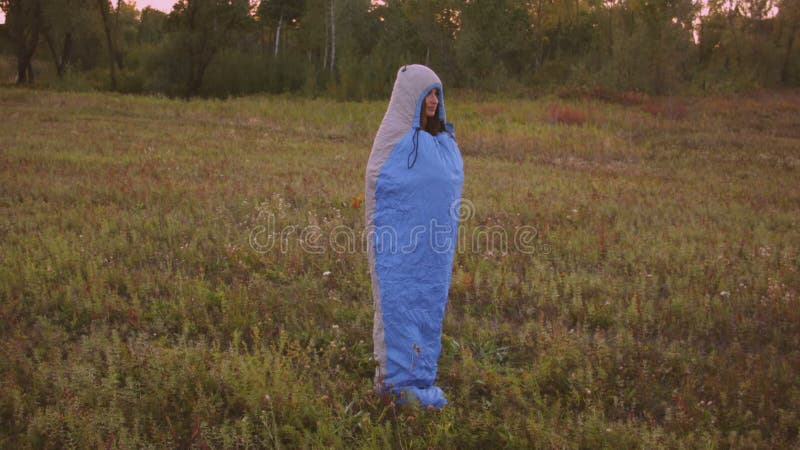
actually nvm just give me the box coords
[399,0,459,72]
[328,0,334,71]
[456,0,534,89]
[163,0,253,97]
[96,0,138,88]
[697,0,788,88]
[257,0,304,57]
[138,6,167,44]
[40,0,94,77]
[97,0,120,88]
[1,0,43,83]
[777,0,800,83]
[113,1,140,66]
[633,0,698,93]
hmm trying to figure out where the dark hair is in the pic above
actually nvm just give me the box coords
[420,102,445,136]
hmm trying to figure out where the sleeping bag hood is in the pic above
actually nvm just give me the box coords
[365,64,464,408]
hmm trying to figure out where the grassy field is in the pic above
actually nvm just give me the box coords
[1,87,799,449]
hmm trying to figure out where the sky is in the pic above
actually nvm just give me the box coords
[0,1,780,30]
[0,1,176,24]
[133,0,177,13]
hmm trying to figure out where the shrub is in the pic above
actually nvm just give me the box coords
[641,99,689,120]
[547,103,588,125]
[619,91,649,106]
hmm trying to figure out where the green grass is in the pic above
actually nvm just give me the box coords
[1,87,799,449]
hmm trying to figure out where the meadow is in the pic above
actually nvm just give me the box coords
[1,87,799,449]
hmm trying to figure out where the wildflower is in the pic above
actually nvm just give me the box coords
[323,271,332,277]
[351,193,364,209]
[264,394,271,402]
[720,291,731,298]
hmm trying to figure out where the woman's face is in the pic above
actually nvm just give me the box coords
[424,89,439,118]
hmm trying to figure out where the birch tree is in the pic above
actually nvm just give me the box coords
[258,0,304,58]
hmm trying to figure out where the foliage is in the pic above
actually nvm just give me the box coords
[546,103,589,124]
[2,0,799,96]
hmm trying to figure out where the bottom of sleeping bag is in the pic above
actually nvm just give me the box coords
[395,385,447,408]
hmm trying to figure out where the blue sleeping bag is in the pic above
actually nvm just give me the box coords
[364,65,464,408]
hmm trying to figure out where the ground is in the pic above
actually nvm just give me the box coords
[1,88,799,448]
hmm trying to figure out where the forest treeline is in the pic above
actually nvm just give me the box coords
[1,0,798,99]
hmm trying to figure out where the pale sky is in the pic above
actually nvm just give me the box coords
[133,0,177,13]
[0,1,780,33]
[0,1,176,24]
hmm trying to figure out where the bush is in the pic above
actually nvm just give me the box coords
[200,49,270,98]
[547,103,588,125]
[641,99,689,120]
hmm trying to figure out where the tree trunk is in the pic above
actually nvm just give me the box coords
[608,6,614,58]
[274,13,283,58]
[19,32,36,84]
[10,0,42,84]
[323,10,329,70]
[16,57,32,84]
[260,26,267,55]
[62,33,73,74]
[329,0,335,73]
[726,7,743,68]
[26,60,35,83]
[44,31,60,76]
[17,35,38,84]
[535,0,544,68]
[97,0,117,89]
[115,0,124,69]
[187,51,216,98]
[44,31,72,77]
[782,23,798,83]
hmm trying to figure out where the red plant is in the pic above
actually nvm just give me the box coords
[598,222,607,259]
[590,86,618,103]
[556,86,588,100]
[128,307,138,326]
[478,103,506,117]
[641,100,688,120]
[557,85,613,102]
[351,192,364,208]
[557,85,651,107]
[620,91,649,106]
[547,104,588,125]
[462,272,474,289]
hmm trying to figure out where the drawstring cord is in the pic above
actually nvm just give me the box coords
[407,127,421,169]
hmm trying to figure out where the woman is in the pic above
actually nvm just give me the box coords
[364,65,464,408]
